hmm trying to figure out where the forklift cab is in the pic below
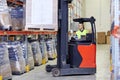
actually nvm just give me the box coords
[68,17,96,68]
[71,17,96,42]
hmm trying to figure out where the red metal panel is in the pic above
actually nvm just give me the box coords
[77,44,96,68]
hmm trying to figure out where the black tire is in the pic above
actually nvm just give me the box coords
[52,68,60,77]
[46,65,52,72]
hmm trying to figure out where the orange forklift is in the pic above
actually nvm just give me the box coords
[46,0,96,77]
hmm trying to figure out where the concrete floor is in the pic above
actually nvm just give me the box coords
[13,45,111,80]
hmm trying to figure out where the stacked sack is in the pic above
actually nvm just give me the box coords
[39,39,48,64]
[46,38,55,60]
[27,43,35,70]
[0,42,12,80]
[30,40,42,66]
[52,39,57,58]
[20,41,26,59]
[0,0,12,30]
[7,41,26,75]
[20,41,34,70]
[10,7,24,30]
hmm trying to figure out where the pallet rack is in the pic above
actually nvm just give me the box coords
[68,0,85,31]
[0,30,57,80]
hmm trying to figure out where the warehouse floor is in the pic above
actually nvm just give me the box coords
[13,45,111,80]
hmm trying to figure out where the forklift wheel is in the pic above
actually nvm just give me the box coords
[52,68,60,77]
[46,65,52,72]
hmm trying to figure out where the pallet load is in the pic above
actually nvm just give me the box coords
[46,38,55,60]
[10,7,24,31]
[106,31,111,44]
[39,39,48,64]
[25,0,58,31]
[0,42,12,80]
[7,41,26,75]
[20,41,34,71]
[52,39,57,58]
[27,43,35,70]
[30,40,42,66]
[0,0,12,30]
[43,41,48,63]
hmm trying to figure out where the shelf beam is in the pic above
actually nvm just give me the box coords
[0,31,57,36]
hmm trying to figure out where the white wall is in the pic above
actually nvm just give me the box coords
[85,0,111,32]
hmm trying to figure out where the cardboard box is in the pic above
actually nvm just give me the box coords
[107,31,111,36]
[97,32,106,44]
[106,36,110,44]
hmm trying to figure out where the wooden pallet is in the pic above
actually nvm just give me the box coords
[12,71,25,75]
[3,76,12,80]
[24,24,58,32]
[24,27,58,31]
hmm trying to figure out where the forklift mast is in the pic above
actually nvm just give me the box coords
[57,0,71,68]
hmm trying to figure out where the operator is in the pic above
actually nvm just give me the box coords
[76,23,89,39]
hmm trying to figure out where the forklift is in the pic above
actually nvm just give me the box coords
[46,0,96,77]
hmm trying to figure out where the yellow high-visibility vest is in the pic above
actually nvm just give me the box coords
[76,30,88,39]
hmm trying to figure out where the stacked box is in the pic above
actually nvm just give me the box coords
[106,36,110,44]
[107,31,111,36]
[97,32,106,44]
[106,31,111,44]
[0,42,12,80]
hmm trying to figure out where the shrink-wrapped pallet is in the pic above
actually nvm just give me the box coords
[0,0,12,30]
[20,41,34,70]
[46,39,55,60]
[31,41,42,66]
[0,42,12,80]
[7,41,26,75]
[52,39,57,58]
[27,43,35,70]
[39,39,48,64]
[10,7,24,30]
